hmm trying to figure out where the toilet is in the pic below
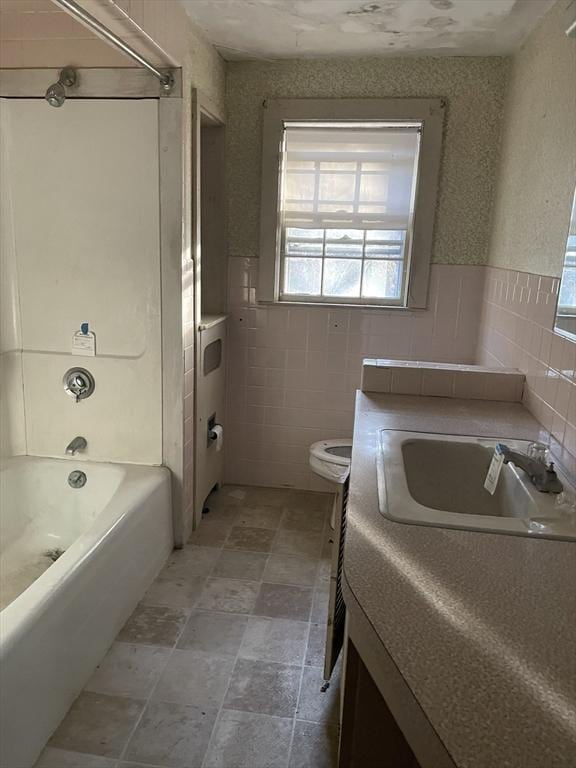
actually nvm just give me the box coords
[309,439,353,484]
[309,439,353,529]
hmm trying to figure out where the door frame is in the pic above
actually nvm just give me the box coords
[190,90,226,530]
[0,67,185,546]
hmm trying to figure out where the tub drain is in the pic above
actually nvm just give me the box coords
[68,470,87,488]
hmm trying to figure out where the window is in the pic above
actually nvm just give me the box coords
[259,99,444,309]
[558,187,576,315]
[281,122,420,304]
[559,236,576,313]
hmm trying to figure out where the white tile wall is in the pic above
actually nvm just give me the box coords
[225,258,485,489]
[361,360,524,401]
[477,265,576,476]
[0,0,128,68]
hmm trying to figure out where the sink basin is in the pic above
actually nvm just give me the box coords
[377,431,576,541]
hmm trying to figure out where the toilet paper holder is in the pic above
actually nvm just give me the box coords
[207,414,223,448]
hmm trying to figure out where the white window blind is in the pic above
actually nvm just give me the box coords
[279,121,422,303]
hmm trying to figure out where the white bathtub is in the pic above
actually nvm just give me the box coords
[0,455,173,768]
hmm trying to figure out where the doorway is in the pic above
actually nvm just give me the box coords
[192,101,228,529]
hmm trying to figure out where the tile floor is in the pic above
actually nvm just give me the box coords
[34,486,340,768]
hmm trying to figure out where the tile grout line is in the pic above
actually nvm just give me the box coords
[67,494,332,768]
[117,542,223,764]
[286,608,314,768]
[199,502,324,767]
[199,503,278,767]
[199,553,268,768]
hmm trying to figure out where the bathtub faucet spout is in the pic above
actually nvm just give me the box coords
[66,436,87,456]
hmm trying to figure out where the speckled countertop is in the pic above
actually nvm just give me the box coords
[344,393,576,768]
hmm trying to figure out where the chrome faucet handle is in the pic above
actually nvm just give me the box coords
[63,367,95,402]
[527,441,549,463]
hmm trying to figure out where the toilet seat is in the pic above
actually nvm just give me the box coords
[310,439,352,466]
[309,439,353,484]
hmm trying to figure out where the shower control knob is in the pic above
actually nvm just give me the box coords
[63,367,95,402]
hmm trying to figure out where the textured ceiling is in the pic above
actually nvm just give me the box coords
[181,0,555,59]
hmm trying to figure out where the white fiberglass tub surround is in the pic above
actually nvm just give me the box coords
[0,456,172,768]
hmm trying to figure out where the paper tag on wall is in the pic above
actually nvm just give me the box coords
[484,444,505,495]
[72,329,96,356]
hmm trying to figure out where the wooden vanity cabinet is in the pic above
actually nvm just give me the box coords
[339,640,422,768]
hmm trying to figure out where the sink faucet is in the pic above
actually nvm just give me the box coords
[498,443,563,494]
[66,436,87,456]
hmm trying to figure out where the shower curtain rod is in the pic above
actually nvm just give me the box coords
[53,0,175,93]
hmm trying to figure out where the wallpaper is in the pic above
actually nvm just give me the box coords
[226,55,509,265]
[487,0,576,277]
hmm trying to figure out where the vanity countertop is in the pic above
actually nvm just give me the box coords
[345,392,576,768]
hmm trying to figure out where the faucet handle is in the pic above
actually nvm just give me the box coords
[527,441,548,463]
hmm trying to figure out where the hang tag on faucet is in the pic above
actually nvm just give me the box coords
[72,323,96,356]
[484,444,505,495]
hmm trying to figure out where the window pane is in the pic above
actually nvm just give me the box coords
[319,173,355,202]
[285,201,314,212]
[286,241,323,256]
[286,228,323,240]
[285,227,323,257]
[318,202,354,213]
[326,229,363,241]
[323,259,362,297]
[285,172,315,202]
[359,173,389,203]
[362,260,402,299]
[365,244,403,258]
[366,230,405,242]
[362,162,389,171]
[559,267,576,309]
[286,160,315,170]
[320,161,356,171]
[284,258,322,295]
[325,242,363,258]
[357,204,387,214]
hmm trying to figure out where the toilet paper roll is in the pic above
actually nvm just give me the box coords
[211,424,224,452]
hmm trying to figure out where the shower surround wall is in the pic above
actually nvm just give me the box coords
[224,56,508,489]
[0,98,162,464]
[0,122,25,458]
[477,1,576,474]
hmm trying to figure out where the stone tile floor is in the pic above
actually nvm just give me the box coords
[34,486,340,768]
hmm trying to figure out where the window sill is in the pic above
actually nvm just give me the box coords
[257,299,425,311]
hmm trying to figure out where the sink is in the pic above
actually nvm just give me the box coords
[377,431,576,541]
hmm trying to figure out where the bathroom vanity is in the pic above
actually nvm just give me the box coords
[339,392,576,768]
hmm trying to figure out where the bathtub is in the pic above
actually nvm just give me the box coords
[0,455,173,768]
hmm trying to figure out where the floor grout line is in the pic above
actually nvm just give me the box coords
[196,505,331,766]
[286,616,314,768]
[45,489,335,768]
[199,578,257,768]
[117,541,224,764]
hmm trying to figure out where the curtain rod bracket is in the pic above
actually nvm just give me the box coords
[53,0,176,94]
[159,71,175,95]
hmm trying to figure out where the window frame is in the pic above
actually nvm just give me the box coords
[258,98,445,309]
